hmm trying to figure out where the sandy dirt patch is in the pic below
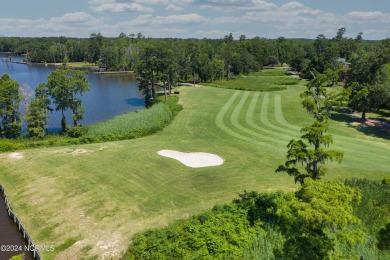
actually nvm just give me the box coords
[59,149,89,155]
[158,150,224,168]
[71,149,88,155]
[8,152,23,159]
[54,146,108,156]
[350,114,390,129]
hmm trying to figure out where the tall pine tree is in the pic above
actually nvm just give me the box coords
[276,72,344,184]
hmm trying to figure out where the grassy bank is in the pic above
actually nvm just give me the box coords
[85,95,182,141]
[0,70,389,258]
[0,95,182,152]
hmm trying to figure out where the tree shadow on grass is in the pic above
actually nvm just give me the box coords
[376,110,390,122]
[331,112,390,141]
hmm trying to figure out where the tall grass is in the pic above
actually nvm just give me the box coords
[340,179,390,259]
[344,178,390,234]
[85,95,182,141]
[0,96,182,151]
[243,226,284,260]
[337,235,390,260]
[86,103,172,140]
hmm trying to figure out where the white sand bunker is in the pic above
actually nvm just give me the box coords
[9,152,23,159]
[158,150,224,168]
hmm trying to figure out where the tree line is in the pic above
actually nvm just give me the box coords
[3,28,387,111]
[0,29,376,76]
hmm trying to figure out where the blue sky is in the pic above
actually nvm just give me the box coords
[1,0,389,39]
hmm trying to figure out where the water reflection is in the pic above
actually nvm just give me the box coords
[0,196,34,260]
[0,55,145,132]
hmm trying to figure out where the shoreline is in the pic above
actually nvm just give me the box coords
[93,70,135,75]
[9,61,135,74]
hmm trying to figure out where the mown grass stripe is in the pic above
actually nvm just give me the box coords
[216,91,388,165]
[215,91,255,143]
[272,94,390,163]
[215,91,280,151]
[274,94,390,152]
[258,93,301,138]
[244,93,294,144]
[249,94,384,166]
[273,94,301,132]
[219,90,389,166]
[230,92,284,147]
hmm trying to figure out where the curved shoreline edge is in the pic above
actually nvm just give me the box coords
[0,95,182,153]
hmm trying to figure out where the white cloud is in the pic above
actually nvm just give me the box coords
[93,3,154,13]
[132,0,169,4]
[196,29,237,38]
[1,0,389,39]
[128,13,207,26]
[89,0,173,13]
[208,1,345,39]
[157,13,207,24]
[0,12,105,37]
[251,0,277,11]
[88,0,114,4]
[89,0,168,4]
[85,0,389,40]
[280,1,304,10]
[346,11,390,23]
[182,0,276,11]
[166,3,183,11]
[50,12,97,25]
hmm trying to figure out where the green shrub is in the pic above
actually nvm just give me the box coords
[243,226,284,260]
[344,179,390,235]
[378,222,390,251]
[67,125,88,138]
[122,179,390,260]
[9,253,24,260]
[123,203,259,259]
[79,136,96,144]
[382,177,390,186]
[0,139,20,152]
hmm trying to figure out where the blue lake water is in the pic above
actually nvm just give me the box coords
[0,55,145,132]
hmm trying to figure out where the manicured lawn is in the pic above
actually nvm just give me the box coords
[0,70,389,258]
[203,68,300,91]
[66,62,98,68]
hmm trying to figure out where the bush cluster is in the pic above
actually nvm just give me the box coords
[123,203,260,260]
[123,179,390,259]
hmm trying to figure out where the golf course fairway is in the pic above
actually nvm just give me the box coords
[0,83,389,259]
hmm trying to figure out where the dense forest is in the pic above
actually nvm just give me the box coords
[0,29,382,78]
